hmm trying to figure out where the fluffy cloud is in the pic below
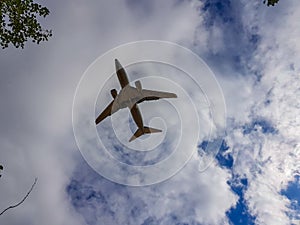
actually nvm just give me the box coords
[1,0,299,225]
[209,1,300,224]
[0,0,234,224]
[68,154,237,225]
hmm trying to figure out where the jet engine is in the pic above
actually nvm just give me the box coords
[111,89,118,99]
[135,80,142,91]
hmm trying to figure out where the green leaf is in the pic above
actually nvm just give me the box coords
[0,0,52,49]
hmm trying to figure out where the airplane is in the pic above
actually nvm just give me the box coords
[95,59,177,142]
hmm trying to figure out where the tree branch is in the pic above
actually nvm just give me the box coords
[0,177,38,216]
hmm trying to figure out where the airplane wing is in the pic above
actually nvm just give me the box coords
[95,100,124,125]
[95,101,114,125]
[137,89,177,103]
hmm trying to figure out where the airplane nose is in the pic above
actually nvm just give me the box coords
[115,59,122,71]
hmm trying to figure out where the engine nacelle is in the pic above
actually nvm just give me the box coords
[110,89,118,99]
[135,80,142,91]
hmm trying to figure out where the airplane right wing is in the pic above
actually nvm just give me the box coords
[95,100,125,125]
[95,101,114,125]
[137,89,177,103]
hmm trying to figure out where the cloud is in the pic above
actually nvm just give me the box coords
[68,154,237,225]
[205,0,300,224]
[0,0,233,224]
[1,0,299,224]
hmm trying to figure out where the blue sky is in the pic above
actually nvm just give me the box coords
[0,0,300,225]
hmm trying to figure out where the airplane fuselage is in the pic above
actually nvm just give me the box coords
[113,85,143,109]
[109,85,145,129]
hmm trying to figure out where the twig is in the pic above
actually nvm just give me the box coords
[0,177,38,216]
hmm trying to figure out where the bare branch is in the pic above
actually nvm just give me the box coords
[0,178,38,216]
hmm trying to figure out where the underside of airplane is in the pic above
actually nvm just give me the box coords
[95,59,177,142]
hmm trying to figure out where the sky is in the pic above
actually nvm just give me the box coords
[0,0,300,225]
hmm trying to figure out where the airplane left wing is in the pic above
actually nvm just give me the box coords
[137,89,177,103]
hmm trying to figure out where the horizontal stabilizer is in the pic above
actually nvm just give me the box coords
[129,126,162,142]
[143,126,162,134]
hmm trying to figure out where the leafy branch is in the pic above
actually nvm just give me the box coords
[0,165,3,177]
[263,0,280,6]
[0,0,52,48]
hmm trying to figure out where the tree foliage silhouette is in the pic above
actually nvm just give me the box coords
[0,0,52,49]
[263,0,279,6]
[0,164,3,177]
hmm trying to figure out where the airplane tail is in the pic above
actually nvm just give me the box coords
[129,126,162,142]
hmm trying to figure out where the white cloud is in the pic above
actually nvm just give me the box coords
[219,1,300,224]
[2,0,299,224]
[0,0,235,225]
[70,155,237,225]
